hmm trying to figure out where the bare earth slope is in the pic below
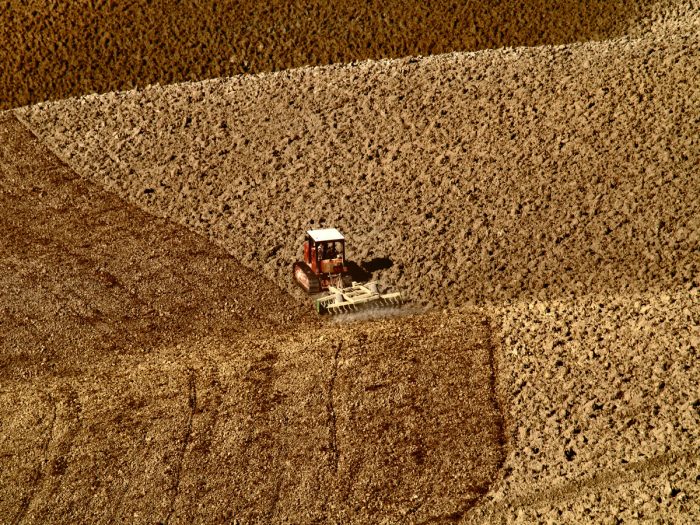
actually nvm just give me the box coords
[1,311,502,524]
[470,290,699,523]
[0,112,311,376]
[0,0,684,110]
[17,31,700,308]
[0,113,503,523]
[15,10,700,522]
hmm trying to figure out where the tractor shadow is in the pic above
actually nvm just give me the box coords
[361,257,394,273]
[346,258,394,282]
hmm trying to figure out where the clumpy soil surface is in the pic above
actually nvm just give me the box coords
[0,112,312,374]
[3,0,700,523]
[0,113,503,523]
[17,25,700,309]
[1,310,501,523]
[468,290,699,523]
[0,0,679,110]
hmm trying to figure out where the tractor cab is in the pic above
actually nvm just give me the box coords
[304,228,346,275]
[293,228,351,293]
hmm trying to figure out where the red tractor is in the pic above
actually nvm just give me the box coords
[293,228,353,293]
[293,228,403,314]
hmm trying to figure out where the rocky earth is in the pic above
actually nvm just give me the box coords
[16,23,700,309]
[0,113,503,523]
[0,0,684,110]
[2,0,700,523]
[469,290,699,523]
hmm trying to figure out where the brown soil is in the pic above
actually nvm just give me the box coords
[2,1,699,523]
[1,313,502,524]
[0,0,680,110]
[0,113,504,522]
[468,290,699,523]
[17,27,699,309]
[0,112,312,376]
[14,5,700,520]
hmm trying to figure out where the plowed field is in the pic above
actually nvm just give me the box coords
[2,0,699,523]
[0,0,679,110]
[0,113,504,523]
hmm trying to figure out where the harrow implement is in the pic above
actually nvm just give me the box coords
[314,281,403,315]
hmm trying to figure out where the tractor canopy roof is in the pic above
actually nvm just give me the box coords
[307,228,345,243]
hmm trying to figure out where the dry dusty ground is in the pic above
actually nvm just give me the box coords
[1,313,501,524]
[468,291,698,523]
[2,0,700,523]
[17,17,700,308]
[0,113,504,523]
[0,0,683,110]
[0,112,312,376]
[14,3,700,521]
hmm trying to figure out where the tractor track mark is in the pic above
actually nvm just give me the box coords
[107,366,214,524]
[105,452,143,524]
[326,342,342,473]
[265,472,285,522]
[163,369,197,525]
[486,317,508,467]
[239,351,290,522]
[11,392,56,525]
[186,361,224,523]
[414,317,504,524]
[198,362,224,456]
[27,384,83,522]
